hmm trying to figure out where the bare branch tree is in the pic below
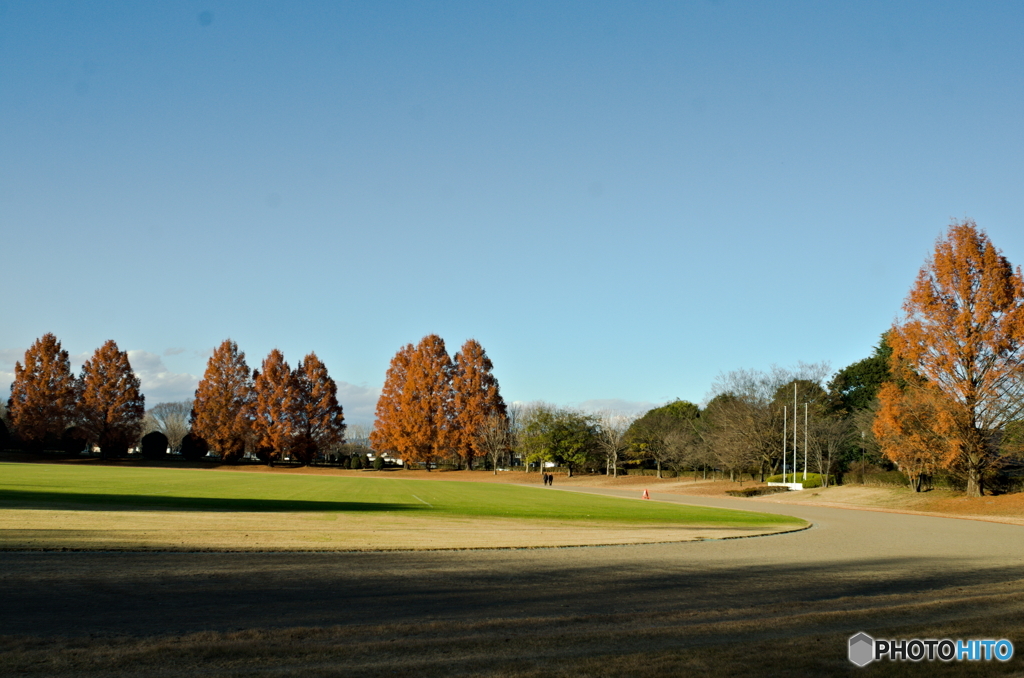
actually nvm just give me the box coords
[705,362,831,407]
[595,411,635,478]
[347,423,374,447]
[808,414,853,487]
[479,405,519,475]
[143,400,193,453]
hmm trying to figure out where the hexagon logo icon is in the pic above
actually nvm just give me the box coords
[848,632,874,667]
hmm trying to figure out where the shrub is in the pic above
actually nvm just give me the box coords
[861,470,909,487]
[140,431,169,460]
[630,469,678,478]
[765,473,830,489]
[180,432,210,462]
[726,486,790,497]
[60,426,90,456]
[349,455,363,470]
[373,456,385,471]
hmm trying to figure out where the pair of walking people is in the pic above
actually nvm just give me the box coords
[543,472,555,486]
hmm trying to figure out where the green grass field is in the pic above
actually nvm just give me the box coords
[0,462,801,527]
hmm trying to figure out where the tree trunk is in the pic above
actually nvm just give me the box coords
[966,468,983,497]
[656,459,662,479]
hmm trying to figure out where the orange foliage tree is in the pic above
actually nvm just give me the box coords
[293,352,346,464]
[450,339,506,470]
[371,335,454,469]
[191,339,253,461]
[370,343,413,459]
[885,220,1024,496]
[8,333,80,450]
[79,340,146,458]
[251,349,301,463]
[873,380,959,492]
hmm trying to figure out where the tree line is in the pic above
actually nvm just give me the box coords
[370,335,506,470]
[3,336,144,458]
[418,219,1024,498]
[597,220,1024,497]
[4,221,1021,496]
[2,337,349,465]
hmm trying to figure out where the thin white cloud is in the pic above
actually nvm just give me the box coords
[336,381,380,427]
[0,348,25,365]
[163,347,187,356]
[574,399,658,415]
[127,350,200,404]
[0,370,14,399]
[0,348,25,398]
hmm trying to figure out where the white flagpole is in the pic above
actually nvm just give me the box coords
[803,402,808,481]
[793,383,798,483]
[782,406,787,482]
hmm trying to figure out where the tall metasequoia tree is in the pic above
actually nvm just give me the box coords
[191,339,253,460]
[251,349,301,463]
[886,220,1024,497]
[450,339,506,470]
[371,335,454,469]
[370,343,414,458]
[8,333,80,450]
[293,352,346,464]
[80,340,146,458]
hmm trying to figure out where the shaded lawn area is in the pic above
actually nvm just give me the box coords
[0,463,802,527]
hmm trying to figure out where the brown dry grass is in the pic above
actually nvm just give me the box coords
[3,576,1023,677]
[0,507,791,551]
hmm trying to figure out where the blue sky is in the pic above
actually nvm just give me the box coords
[3,1,1024,425]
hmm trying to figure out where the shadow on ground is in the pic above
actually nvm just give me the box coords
[0,489,419,513]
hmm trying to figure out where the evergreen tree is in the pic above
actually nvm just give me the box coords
[828,333,893,413]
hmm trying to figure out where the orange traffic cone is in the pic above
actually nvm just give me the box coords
[642,489,650,500]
